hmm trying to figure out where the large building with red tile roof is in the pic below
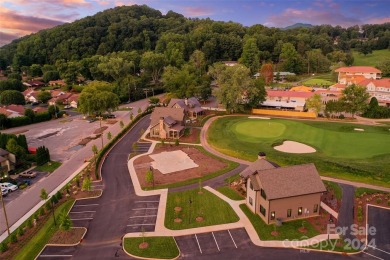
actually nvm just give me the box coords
[358,78,390,107]
[335,66,381,85]
[261,90,314,111]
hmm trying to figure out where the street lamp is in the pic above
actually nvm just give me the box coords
[97,116,104,148]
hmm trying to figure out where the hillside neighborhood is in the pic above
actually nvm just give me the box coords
[0,3,389,260]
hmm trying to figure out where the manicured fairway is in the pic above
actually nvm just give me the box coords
[207,116,390,187]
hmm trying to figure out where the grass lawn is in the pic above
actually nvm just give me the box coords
[15,199,75,260]
[165,188,239,230]
[207,116,390,187]
[34,161,62,173]
[145,146,239,190]
[302,78,335,87]
[123,237,179,259]
[354,187,386,197]
[240,204,320,241]
[216,186,245,200]
[352,49,390,67]
[324,181,342,200]
[302,239,360,253]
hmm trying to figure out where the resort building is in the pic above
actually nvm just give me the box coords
[168,97,204,120]
[261,90,314,111]
[149,107,185,139]
[335,66,382,85]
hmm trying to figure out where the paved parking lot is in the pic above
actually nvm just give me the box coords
[133,142,152,154]
[68,199,100,229]
[175,228,251,258]
[362,205,390,260]
[37,245,77,259]
[3,171,49,205]
[126,195,160,233]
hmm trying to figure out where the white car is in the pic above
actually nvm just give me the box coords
[0,182,18,192]
[1,188,8,197]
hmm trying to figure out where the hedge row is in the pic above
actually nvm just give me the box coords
[94,108,153,179]
[3,112,52,128]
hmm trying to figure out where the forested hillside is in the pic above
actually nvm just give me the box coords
[0,4,389,72]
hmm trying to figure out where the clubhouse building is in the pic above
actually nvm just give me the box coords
[242,154,326,225]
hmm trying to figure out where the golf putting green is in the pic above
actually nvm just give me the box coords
[234,121,286,139]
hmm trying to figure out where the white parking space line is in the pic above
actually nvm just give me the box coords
[39,255,73,258]
[135,201,159,203]
[194,234,202,254]
[74,204,99,207]
[363,251,384,260]
[129,215,157,218]
[70,218,93,221]
[127,224,155,227]
[368,246,390,255]
[92,184,104,187]
[211,232,220,251]
[228,230,238,248]
[69,211,96,214]
[132,208,158,210]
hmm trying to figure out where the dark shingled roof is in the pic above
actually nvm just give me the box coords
[240,159,276,178]
[251,163,326,200]
[0,156,7,163]
[0,148,9,156]
[150,107,184,127]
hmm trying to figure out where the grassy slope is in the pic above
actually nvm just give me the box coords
[165,188,239,230]
[240,204,319,241]
[324,181,342,200]
[34,161,62,173]
[216,186,245,201]
[352,49,390,67]
[15,199,75,260]
[207,117,390,187]
[123,237,179,259]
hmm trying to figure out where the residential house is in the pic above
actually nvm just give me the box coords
[23,80,45,88]
[24,91,39,103]
[5,105,25,116]
[0,148,16,173]
[49,80,66,87]
[245,161,326,225]
[48,91,74,106]
[0,107,20,118]
[261,90,314,111]
[68,94,79,108]
[168,97,204,120]
[273,72,296,81]
[335,66,382,85]
[223,61,238,67]
[149,107,185,139]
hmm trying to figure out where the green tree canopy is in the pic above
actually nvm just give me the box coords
[43,70,60,83]
[240,38,260,75]
[37,91,52,103]
[140,51,166,84]
[0,90,25,105]
[0,79,25,93]
[78,81,120,115]
[340,84,370,117]
[305,94,323,115]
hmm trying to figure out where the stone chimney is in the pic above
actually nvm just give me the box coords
[258,152,266,160]
[159,117,165,138]
[184,98,188,106]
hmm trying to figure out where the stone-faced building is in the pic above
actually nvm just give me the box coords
[149,107,185,139]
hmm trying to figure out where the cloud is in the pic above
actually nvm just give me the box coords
[366,17,390,24]
[0,32,20,46]
[266,8,361,27]
[0,8,64,37]
[180,6,214,17]
[9,0,90,8]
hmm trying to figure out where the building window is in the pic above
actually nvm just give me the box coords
[270,211,275,220]
[314,204,318,213]
[260,189,267,200]
[249,197,253,205]
[298,207,303,216]
[260,205,266,216]
[249,182,253,190]
[287,209,292,218]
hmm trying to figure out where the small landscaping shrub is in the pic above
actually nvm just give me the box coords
[18,227,25,236]
[339,114,345,119]
[51,195,58,204]
[161,139,165,146]
[45,202,52,211]
[175,139,179,146]
[39,207,45,216]
[75,176,80,187]
[357,216,363,222]
[56,191,62,200]
[10,233,17,243]
[0,242,8,252]
[388,200,390,206]
[376,198,382,204]
[27,218,33,228]
[34,212,39,221]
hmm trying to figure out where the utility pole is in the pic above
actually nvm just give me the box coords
[97,116,104,148]
[0,188,10,235]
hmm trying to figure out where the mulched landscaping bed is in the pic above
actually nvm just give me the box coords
[306,209,335,234]
[353,192,390,240]
[134,145,227,187]
[48,228,86,245]
[93,126,108,134]
[146,128,200,144]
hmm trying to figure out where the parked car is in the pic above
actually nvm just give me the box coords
[1,188,8,197]
[0,182,18,192]
[19,170,37,178]
[15,177,31,187]
[64,105,72,109]
[88,118,97,123]
[102,114,116,119]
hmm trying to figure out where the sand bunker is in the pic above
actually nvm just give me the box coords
[248,116,271,120]
[149,150,198,174]
[354,128,364,132]
[274,141,316,154]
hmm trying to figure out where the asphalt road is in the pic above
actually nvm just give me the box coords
[71,115,152,259]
